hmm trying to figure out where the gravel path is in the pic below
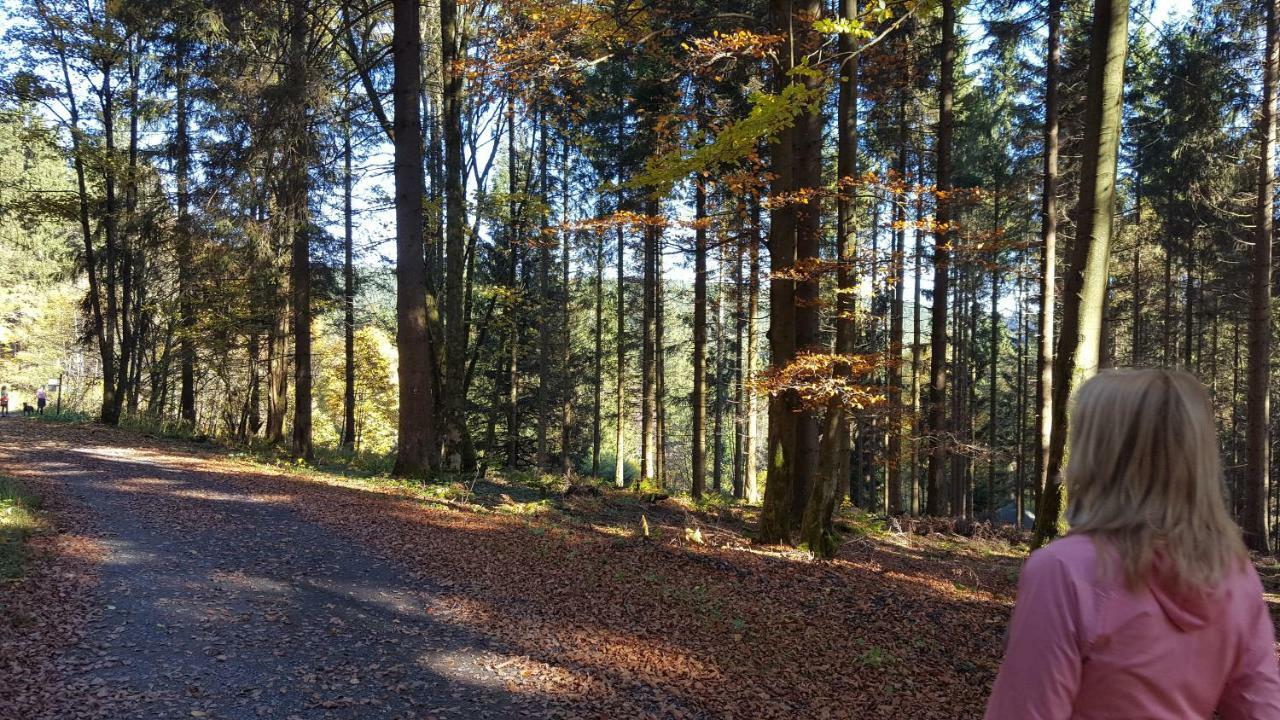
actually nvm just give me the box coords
[0,418,538,719]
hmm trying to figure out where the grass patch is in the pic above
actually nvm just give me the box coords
[0,475,43,580]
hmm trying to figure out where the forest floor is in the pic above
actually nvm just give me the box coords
[5,417,1269,719]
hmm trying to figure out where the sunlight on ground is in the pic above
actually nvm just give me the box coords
[495,499,556,516]
[169,488,292,504]
[587,522,633,538]
[116,476,181,487]
[209,570,294,595]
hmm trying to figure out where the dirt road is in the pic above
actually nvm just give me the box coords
[0,418,536,719]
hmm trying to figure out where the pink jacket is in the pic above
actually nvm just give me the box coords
[986,534,1280,719]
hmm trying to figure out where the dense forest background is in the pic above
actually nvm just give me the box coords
[0,0,1276,553]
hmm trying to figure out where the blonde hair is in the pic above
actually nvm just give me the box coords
[1064,368,1247,591]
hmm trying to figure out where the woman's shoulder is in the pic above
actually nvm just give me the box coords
[1032,533,1098,562]
[1023,534,1101,583]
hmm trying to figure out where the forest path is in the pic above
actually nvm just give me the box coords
[0,418,536,720]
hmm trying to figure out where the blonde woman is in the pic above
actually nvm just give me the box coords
[986,369,1280,719]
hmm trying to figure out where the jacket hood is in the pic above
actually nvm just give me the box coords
[1147,552,1219,632]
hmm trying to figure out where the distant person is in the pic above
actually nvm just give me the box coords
[985,369,1280,719]
[0,386,7,417]
[36,386,47,415]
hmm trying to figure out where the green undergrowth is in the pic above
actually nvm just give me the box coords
[227,448,759,541]
[119,413,207,442]
[0,475,43,580]
[506,469,569,496]
[694,492,736,513]
[33,409,92,424]
[228,442,395,480]
[833,509,891,538]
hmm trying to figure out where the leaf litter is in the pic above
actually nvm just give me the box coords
[4,419,1275,719]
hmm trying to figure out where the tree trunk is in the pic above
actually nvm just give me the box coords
[341,108,357,451]
[759,0,800,544]
[790,0,823,528]
[1015,265,1027,527]
[1184,240,1195,369]
[692,176,708,500]
[949,264,963,516]
[745,201,762,504]
[248,331,262,438]
[1163,224,1174,365]
[732,208,747,499]
[441,0,472,470]
[1033,0,1130,546]
[560,143,573,472]
[641,198,658,488]
[58,44,113,426]
[535,118,550,468]
[175,33,197,427]
[870,193,883,508]
[122,40,142,420]
[656,236,668,489]
[537,117,552,469]
[614,205,627,488]
[953,271,970,516]
[801,0,857,543]
[925,0,955,516]
[1132,229,1141,366]
[1245,0,1278,553]
[267,292,289,444]
[288,0,313,462]
[910,159,923,515]
[713,242,727,494]
[1132,169,1143,368]
[1035,0,1061,515]
[58,40,108,420]
[989,239,1000,517]
[506,105,521,467]
[887,104,906,515]
[100,54,123,426]
[592,220,605,477]
[788,0,826,545]
[392,0,439,476]
[424,0,445,293]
